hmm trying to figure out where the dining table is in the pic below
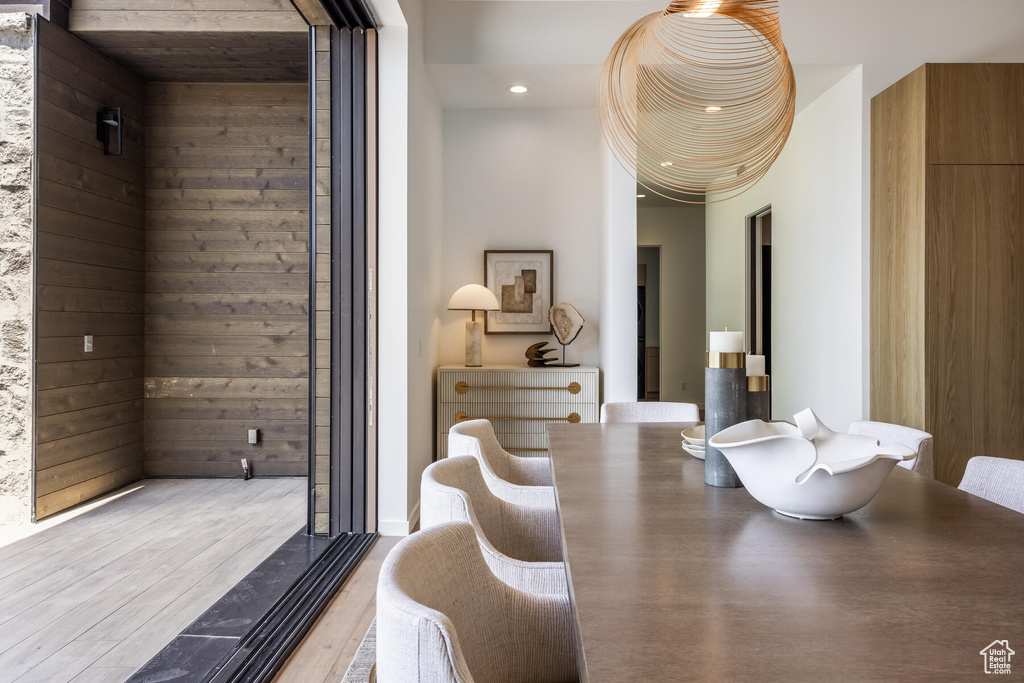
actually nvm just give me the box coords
[546,421,1024,682]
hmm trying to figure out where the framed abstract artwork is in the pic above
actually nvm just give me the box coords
[483,250,553,334]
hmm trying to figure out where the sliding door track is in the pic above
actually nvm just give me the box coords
[129,532,377,683]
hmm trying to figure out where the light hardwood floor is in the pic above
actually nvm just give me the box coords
[0,477,305,683]
[275,535,400,683]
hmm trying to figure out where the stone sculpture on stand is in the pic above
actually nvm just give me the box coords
[547,303,584,367]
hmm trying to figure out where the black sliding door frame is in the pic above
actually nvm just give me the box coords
[329,25,370,536]
[306,18,376,538]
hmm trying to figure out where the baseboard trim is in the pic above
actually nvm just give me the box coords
[378,500,420,536]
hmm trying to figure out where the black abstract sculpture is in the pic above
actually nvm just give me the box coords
[525,341,557,367]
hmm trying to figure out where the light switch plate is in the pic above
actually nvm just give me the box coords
[248,428,259,445]
[84,335,94,353]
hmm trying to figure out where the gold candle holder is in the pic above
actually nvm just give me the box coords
[706,352,746,369]
[747,375,770,392]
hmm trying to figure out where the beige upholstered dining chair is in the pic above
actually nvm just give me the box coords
[448,419,554,506]
[600,401,700,423]
[848,420,934,477]
[958,456,1024,514]
[376,522,578,683]
[421,455,566,595]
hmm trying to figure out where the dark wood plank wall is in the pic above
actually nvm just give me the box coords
[68,0,308,33]
[35,21,146,519]
[143,82,310,477]
[67,1,310,83]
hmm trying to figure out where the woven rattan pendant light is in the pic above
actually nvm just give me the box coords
[600,0,796,203]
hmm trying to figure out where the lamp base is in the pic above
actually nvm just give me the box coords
[465,320,483,367]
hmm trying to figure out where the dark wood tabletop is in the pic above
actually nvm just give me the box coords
[547,422,1024,682]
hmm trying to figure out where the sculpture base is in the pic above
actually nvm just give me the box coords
[546,363,580,368]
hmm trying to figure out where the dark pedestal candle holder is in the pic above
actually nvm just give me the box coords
[746,375,770,421]
[705,352,746,488]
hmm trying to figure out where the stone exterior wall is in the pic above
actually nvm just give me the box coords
[0,13,34,524]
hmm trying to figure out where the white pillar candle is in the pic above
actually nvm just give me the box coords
[710,330,744,353]
[746,354,766,377]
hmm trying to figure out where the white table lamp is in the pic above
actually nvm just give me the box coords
[448,284,499,367]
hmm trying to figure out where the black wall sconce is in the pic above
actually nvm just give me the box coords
[96,106,122,156]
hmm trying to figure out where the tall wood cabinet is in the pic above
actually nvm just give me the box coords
[871,64,1024,486]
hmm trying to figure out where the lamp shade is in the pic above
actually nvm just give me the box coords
[447,284,499,312]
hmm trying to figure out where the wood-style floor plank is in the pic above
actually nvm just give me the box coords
[0,479,220,578]
[274,535,398,683]
[88,496,305,670]
[0,478,304,683]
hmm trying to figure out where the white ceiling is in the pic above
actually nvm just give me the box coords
[423,0,1024,110]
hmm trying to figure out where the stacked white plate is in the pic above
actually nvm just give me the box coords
[681,425,706,460]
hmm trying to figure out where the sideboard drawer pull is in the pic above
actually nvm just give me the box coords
[456,381,582,395]
[456,411,581,424]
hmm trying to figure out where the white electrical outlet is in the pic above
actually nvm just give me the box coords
[248,428,259,445]
[84,335,94,353]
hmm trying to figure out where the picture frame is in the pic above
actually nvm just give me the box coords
[483,250,554,335]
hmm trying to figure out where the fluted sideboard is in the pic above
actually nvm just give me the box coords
[436,365,599,459]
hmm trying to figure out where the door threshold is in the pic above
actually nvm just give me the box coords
[128,531,377,683]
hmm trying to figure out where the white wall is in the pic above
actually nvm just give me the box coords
[440,108,603,369]
[376,0,443,535]
[638,206,706,406]
[600,145,638,402]
[404,0,444,534]
[705,66,864,428]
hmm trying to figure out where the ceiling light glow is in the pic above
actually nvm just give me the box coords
[508,85,529,94]
[705,105,722,112]
[682,0,723,18]
[660,161,673,167]
[637,194,646,198]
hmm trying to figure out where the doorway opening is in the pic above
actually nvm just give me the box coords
[637,247,661,400]
[12,5,377,679]
[636,188,706,409]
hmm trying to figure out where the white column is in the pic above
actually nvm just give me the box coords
[599,144,638,403]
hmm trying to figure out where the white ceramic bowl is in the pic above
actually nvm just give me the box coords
[682,425,705,446]
[707,409,915,520]
[682,442,705,460]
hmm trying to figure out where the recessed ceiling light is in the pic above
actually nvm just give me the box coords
[682,0,723,18]
[705,105,722,112]
[637,194,646,198]
[508,85,529,94]
[660,161,673,167]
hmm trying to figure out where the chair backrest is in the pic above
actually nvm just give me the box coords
[421,456,509,555]
[848,420,933,475]
[377,522,509,682]
[600,401,700,423]
[958,456,1024,514]
[448,419,514,482]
